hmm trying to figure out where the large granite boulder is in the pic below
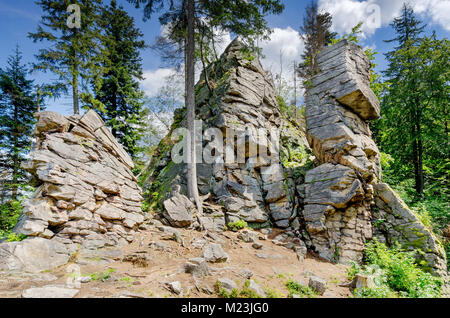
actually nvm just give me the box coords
[8,110,144,258]
[0,237,76,273]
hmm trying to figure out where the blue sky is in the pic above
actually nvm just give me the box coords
[0,0,448,115]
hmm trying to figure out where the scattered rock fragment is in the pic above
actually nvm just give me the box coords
[240,269,254,280]
[183,258,211,277]
[202,243,229,263]
[252,242,263,250]
[122,252,150,267]
[22,285,79,298]
[167,281,183,295]
[217,278,238,294]
[248,280,266,297]
[308,276,327,295]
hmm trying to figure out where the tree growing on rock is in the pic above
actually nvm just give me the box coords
[298,0,336,83]
[128,0,284,214]
[29,0,104,115]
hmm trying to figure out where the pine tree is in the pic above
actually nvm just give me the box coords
[0,47,37,200]
[29,0,104,115]
[381,3,429,196]
[93,0,147,163]
[298,0,336,81]
[128,0,284,214]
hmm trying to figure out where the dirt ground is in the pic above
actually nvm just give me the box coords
[0,222,353,298]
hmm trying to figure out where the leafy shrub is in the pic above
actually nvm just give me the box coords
[265,287,284,298]
[239,280,261,298]
[353,239,443,298]
[0,200,23,238]
[227,220,247,231]
[346,261,362,281]
[89,268,116,282]
[285,280,317,298]
[6,232,27,242]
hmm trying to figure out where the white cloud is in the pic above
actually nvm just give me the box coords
[412,0,450,31]
[318,0,450,37]
[142,27,306,104]
[140,68,177,97]
[259,27,304,77]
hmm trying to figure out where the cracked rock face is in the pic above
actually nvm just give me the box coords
[13,110,144,250]
[145,38,310,230]
[304,40,447,277]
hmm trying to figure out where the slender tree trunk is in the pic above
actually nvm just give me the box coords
[36,85,42,113]
[72,29,80,115]
[416,117,424,196]
[186,0,202,213]
[73,60,79,115]
[12,101,19,199]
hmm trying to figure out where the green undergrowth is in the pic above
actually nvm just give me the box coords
[226,220,248,231]
[349,239,442,298]
[285,279,318,298]
[89,268,116,282]
[0,199,24,239]
[381,152,449,270]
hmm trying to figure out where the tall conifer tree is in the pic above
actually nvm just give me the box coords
[29,0,103,115]
[0,47,37,200]
[93,0,147,162]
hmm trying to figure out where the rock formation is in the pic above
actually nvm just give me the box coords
[304,40,446,276]
[1,110,144,272]
[146,39,446,279]
[144,38,310,231]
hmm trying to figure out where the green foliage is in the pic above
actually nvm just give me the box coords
[285,280,317,298]
[239,280,261,298]
[0,47,37,200]
[298,1,336,80]
[346,261,362,281]
[352,239,443,298]
[353,284,398,298]
[379,3,448,198]
[265,287,284,298]
[227,220,247,231]
[214,280,241,299]
[0,200,24,238]
[6,232,27,242]
[89,268,116,282]
[276,95,301,120]
[91,0,148,165]
[331,22,363,45]
[29,0,104,115]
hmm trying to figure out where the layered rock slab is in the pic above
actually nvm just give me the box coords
[0,110,145,273]
[144,39,310,230]
[304,40,447,278]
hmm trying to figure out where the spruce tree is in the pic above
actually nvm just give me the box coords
[93,0,147,163]
[381,3,428,196]
[29,0,104,115]
[298,0,336,81]
[0,47,37,200]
